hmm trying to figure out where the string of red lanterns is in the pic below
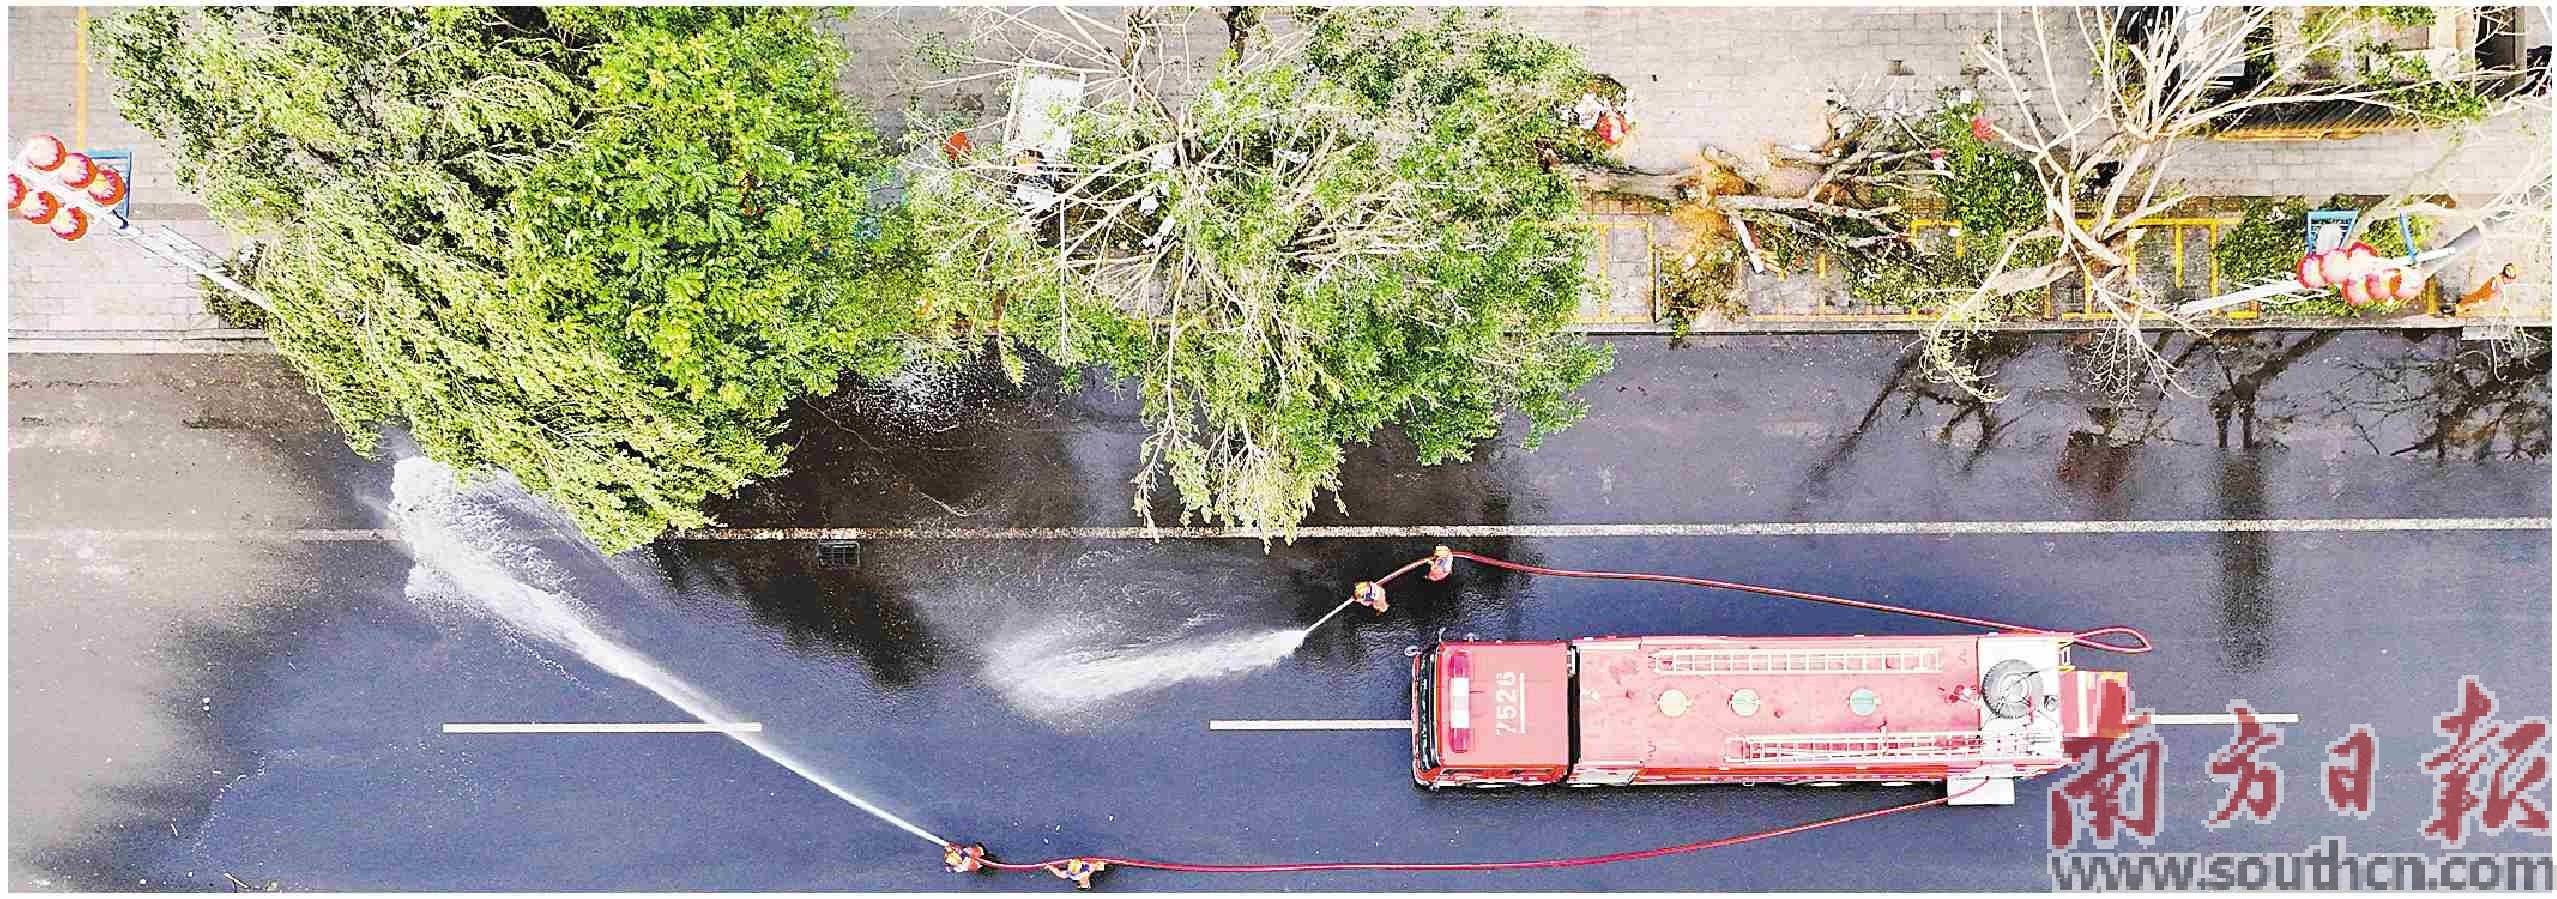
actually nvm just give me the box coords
[8,133,128,241]
[2294,239,2428,307]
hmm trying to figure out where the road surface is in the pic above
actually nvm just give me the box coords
[10,331,2549,890]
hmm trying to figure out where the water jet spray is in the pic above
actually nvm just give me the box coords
[389,458,950,849]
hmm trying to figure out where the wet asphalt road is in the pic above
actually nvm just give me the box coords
[9,330,2551,890]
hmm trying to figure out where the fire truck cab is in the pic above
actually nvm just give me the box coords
[1408,641,1573,788]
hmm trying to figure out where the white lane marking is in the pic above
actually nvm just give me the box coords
[1206,714,2299,731]
[2149,713,2302,726]
[442,722,763,734]
[14,517,2545,543]
[12,528,402,542]
[1209,719,1415,731]
[678,517,2554,539]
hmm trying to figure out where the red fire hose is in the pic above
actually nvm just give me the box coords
[1422,549,2154,655]
[961,789,1957,882]
[946,549,2152,887]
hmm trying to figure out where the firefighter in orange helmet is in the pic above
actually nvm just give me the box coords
[941,842,991,874]
[1350,581,1389,614]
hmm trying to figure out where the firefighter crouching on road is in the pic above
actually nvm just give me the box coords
[1047,858,1108,890]
[1351,581,1389,614]
[942,843,991,874]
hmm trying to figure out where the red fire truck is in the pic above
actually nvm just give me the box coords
[1410,633,2131,806]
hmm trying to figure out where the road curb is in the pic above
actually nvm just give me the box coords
[7,316,2547,356]
[6,329,275,354]
[1569,315,2553,336]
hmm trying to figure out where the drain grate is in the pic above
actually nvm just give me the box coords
[816,540,861,569]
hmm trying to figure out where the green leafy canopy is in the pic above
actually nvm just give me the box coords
[96,7,914,551]
[103,7,1621,549]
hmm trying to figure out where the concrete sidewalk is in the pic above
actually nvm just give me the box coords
[1485,7,2552,328]
[6,8,249,353]
[1503,7,2553,198]
[7,6,2548,354]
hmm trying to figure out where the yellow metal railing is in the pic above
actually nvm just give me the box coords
[1852,216,2247,321]
[1591,207,2349,325]
[1577,215,1661,325]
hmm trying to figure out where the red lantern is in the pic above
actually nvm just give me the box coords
[2344,242,2378,273]
[21,190,61,224]
[20,134,67,171]
[49,206,88,241]
[86,165,125,207]
[2329,245,2378,284]
[2341,272,2375,306]
[56,153,98,190]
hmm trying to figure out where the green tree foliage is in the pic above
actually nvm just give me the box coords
[1917,101,2041,245]
[2215,197,2313,286]
[2367,6,2439,29]
[96,7,912,550]
[2358,51,2496,125]
[906,9,1611,535]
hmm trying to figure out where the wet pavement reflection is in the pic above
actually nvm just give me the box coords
[716,331,2549,533]
[8,330,2548,890]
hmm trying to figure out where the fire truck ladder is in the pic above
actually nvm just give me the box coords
[1650,645,1942,676]
[1726,730,2034,764]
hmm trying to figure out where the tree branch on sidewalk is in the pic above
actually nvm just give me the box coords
[1931,5,2543,400]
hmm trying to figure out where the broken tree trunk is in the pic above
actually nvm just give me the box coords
[1556,162,1690,202]
[1714,194,1902,223]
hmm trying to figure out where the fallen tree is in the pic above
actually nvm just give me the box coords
[1574,5,2545,398]
[899,7,1614,537]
